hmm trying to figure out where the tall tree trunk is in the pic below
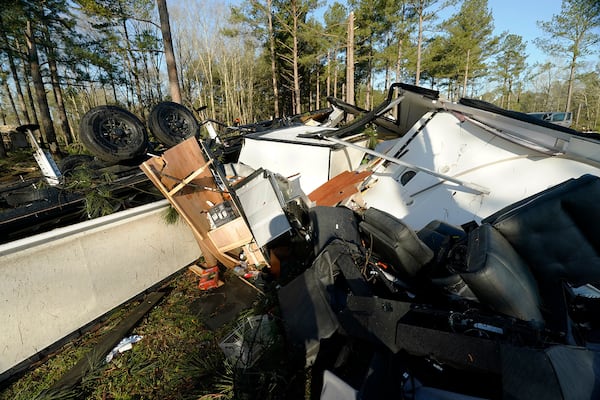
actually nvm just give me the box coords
[393,37,404,119]
[142,52,154,104]
[501,73,508,108]
[366,68,372,109]
[221,57,231,123]
[334,57,338,98]
[415,1,424,85]
[2,74,21,125]
[26,20,59,154]
[462,48,470,98]
[198,47,216,120]
[0,16,30,124]
[24,74,39,127]
[395,37,402,82]
[292,0,301,115]
[0,105,6,157]
[111,79,118,104]
[246,54,255,122]
[157,0,182,104]
[384,63,390,90]
[565,52,577,113]
[10,55,29,124]
[592,96,600,129]
[15,39,37,124]
[346,12,355,111]
[316,66,321,110]
[0,142,6,158]
[122,19,144,117]
[43,27,73,144]
[365,43,373,110]
[267,0,279,118]
[66,78,81,123]
[507,78,513,109]
[0,103,6,125]
[326,51,331,98]
[154,48,164,101]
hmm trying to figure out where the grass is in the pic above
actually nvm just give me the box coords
[0,268,308,400]
[0,151,245,398]
[0,149,41,183]
[1,270,231,400]
[162,205,180,225]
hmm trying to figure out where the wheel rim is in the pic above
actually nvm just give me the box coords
[99,118,138,147]
[162,109,192,139]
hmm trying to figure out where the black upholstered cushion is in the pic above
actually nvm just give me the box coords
[278,239,368,366]
[309,206,361,257]
[461,224,543,323]
[483,174,600,286]
[480,175,600,332]
[359,207,434,277]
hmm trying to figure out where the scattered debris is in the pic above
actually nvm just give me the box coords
[6,81,600,397]
[39,291,166,397]
[105,334,144,363]
[138,83,600,398]
[189,263,224,290]
[219,315,276,368]
[188,274,261,331]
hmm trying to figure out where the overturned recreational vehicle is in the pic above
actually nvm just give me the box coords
[139,83,600,399]
[0,201,200,381]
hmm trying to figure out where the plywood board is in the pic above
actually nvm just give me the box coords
[207,217,253,253]
[140,138,263,268]
[308,170,372,206]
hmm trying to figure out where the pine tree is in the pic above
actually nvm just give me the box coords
[494,33,527,109]
[441,0,498,98]
[535,0,600,113]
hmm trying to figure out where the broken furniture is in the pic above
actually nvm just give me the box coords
[140,137,264,268]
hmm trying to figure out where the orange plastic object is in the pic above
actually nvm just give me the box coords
[197,265,220,290]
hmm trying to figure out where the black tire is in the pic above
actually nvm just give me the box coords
[79,106,148,163]
[58,154,110,177]
[5,188,52,207]
[59,154,95,175]
[148,101,199,147]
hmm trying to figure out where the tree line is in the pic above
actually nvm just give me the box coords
[0,0,599,157]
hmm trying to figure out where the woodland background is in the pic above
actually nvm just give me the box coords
[0,0,599,156]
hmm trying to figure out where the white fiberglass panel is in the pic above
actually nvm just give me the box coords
[329,139,369,178]
[362,111,600,229]
[239,139,331,194]
[0,201,199,375]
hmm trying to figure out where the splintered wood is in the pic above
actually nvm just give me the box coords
[308,170,372,206]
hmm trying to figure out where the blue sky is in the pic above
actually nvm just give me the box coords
[465,0,565,65]
[417,0,572,66]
